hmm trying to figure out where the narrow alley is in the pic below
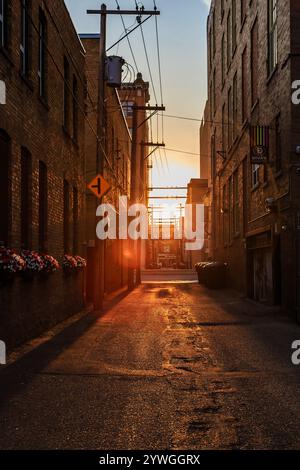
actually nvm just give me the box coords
[1,280,300,450]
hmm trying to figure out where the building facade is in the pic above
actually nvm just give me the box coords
[81,35,132,301]
[185,178,211,268]
[0,0,86,348]
[119,73,150,283]
[205,0,300,318]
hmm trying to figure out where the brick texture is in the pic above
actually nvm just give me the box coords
[0,0,86,348]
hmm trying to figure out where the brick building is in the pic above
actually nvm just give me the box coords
[80,35,132,301]
[185,178,211,268]
[0,0,86,348]
[119,73,150,283]
[204,0,300,318]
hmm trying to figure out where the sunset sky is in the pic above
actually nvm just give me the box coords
[65,0,210,212]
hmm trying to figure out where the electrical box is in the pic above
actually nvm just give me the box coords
[106,56,125,88]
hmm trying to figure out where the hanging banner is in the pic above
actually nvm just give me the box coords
[250,126,269,164]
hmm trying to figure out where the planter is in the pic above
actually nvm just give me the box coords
[0,270,15,284]
[63,267,77,276]
[21,270,37,282]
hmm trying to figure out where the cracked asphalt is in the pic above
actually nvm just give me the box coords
[1,282,300,450]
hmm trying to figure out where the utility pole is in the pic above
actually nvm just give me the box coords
[128,104,166,289]
[87,4,161,303]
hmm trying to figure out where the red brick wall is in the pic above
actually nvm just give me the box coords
[206,1,298,309]
[0,0,87,348]
[82,37,132,296]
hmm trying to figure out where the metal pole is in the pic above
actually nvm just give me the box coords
[95,3,107,310]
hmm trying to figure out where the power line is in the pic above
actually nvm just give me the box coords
[138,17,159,105]
[154,3,163,107]
[24,4,132,194]
[114,0,139,74]
[164,148,200,157]
[159,113,202,122]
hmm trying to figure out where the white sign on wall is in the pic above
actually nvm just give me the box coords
[0,80,6,105]
[0,340,6,365]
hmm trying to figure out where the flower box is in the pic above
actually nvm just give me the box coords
[21,250,45,279]
[62,254,78,274]
[40,254,60,275]
[74,255,87,270]
[0,247,25,283]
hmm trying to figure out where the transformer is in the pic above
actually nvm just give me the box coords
[106,56,125,88]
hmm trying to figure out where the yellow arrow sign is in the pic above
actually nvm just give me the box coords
[88,175,111,199]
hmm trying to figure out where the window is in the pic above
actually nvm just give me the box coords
[211,132,216,179]
[268,0,277,75]
[210,80,213,120]
[252,164,260,187]
[233,169,240,234]
[212,69,216,116]
[251,19,258,105]
[228,86,233,147]
[63,57,70,130]
[233,72,238,139]
[296,212,300,230]
[0,130,10,246]
[227,11,232,69]
[21,147,32,249]
[73,186,78,254]
[229,175,233,242]
[39,161,47,251]
[122,101,134,118]
[63,180,70,253]
[222,103,226,151]
[241,0,247,23]
[72,75,78,141]
[242,47,248,122]
[222,184,227,245]
[0,0,8,49]
[232,0,237,55]
[221,34,225,85]
[212,9,216,57]
[38,9,46,99]
[20,0,29,76]
[275,114,282,172]
[111,127,115,166]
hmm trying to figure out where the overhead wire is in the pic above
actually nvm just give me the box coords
[23,3,134,194]
[138,16,159,105]
[114,0,139,74]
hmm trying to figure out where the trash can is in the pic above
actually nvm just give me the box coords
[195,262,210,284]
[204,262,228,289]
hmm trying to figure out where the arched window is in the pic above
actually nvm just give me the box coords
[0,129,11,246]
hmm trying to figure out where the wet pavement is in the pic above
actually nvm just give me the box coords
[0,282,300,450]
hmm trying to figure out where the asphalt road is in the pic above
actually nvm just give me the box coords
[1,282,300,450]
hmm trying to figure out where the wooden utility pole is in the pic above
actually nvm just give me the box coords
[128,105,165,289]
[87,4,161,303]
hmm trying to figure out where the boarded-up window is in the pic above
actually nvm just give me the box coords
[242,47,248,122]
[63,179,70,253]
[251,19,258,105]
[73,186,78,254]
[0,130,10,246]
[39,161,48,251]
[21,147,32,249]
